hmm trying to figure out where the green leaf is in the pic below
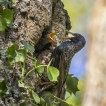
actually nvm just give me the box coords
[65,91,71,100]
[47,59,52,68]
[21,40,35,52]
[65,91,81,106]
[18,80,28,89]
[47,66,59,81]
[6,43,27,64]
[31,90,40,104]
[0,15,7,31]
[0,9,13,31]
[18,80,33,90]
[51,95,71,106]
[15,49,27,63]
[66,74,79,95]
[40,97,46,106]
[0,64,4,69]
[12,0,17,3]
[52,104,56,106]
[1,9,13,25]
[41,92,53,106]
[6,43,18,65]
[36,66,44,76]
[41,91,72,106]
[0,0,10,5]
[35,61,44,75]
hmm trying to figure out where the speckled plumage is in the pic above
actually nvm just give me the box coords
[51,33,86,98]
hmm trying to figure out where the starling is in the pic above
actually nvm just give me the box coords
[51,31,86,98]
[35,32,57,52]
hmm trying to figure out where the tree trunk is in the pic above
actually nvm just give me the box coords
[82,0,106,106]
[0,0,71,105]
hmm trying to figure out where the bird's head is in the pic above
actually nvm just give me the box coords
[63,31,86,47]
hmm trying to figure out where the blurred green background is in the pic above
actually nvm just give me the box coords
[62,0,94,32]
[61,0,95,106]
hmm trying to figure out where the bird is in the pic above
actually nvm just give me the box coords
[35,32,57,52]
[50,31,86,99]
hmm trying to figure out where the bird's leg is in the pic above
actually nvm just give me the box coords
[38,82,56,93]
[39,81,51,86]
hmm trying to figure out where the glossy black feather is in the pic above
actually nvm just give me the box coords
[51,33,86,98]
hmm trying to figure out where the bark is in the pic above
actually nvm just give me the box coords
[0,0,71,105]
[82,0,106,106]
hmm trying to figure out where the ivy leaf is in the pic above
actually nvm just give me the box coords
[35,61,44,76]
[47,66,59,82]
[41,91,54,106]
[0,0,10,5]
[21,40,35,52]
[0,15,7,31]
[1,9,13,25]
[6,43,27,64]
[66,74,79,95]
[0,9,13,31]
[40,97,46,106]
[6,43,18,65]
[15,49,27,63]
[31,90,40,104]
[41,91,72,106]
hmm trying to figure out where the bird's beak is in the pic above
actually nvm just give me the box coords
[49,32,57,42]
[62,36,71,39]
[62,31,74,39]
[67,31,74,36]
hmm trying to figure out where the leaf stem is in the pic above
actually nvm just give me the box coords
[24,65,47,79]
[20,62,24,77]
[22,62,25,77]
[47,58,53,70]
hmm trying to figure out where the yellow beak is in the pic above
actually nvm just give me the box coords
[62,31,74,39]
[49,32,58,42]
[67,31,74,36]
